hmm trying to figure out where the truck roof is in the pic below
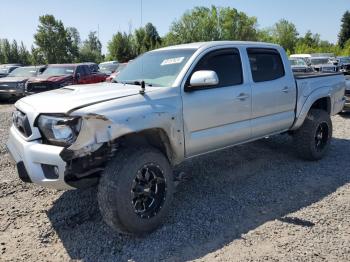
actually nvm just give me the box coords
[156,41,281,51]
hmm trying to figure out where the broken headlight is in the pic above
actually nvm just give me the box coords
[37,115,81,147]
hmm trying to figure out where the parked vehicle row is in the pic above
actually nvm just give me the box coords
[26,63,106,94]
[290,53,350,74]
[0,61,128,100]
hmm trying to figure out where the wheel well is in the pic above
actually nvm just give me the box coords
[310,97,331,115]
[116,129,174,164]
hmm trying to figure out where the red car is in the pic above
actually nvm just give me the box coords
[25,63,106,94]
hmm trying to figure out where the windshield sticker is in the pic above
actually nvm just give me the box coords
[161,57,185,66]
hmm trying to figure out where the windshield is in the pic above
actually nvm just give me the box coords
[310,58,330,65]
[8,67,38,77]
[41,66,75,76]
[116,49,196,87]
[289,59,306,66]
[0,67,10,74]
[99,63,119,74]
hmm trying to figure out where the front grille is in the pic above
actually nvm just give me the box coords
[321,67,336,72]
[26,82,58,93]
[0,82,17,90]
[12,110,32,137]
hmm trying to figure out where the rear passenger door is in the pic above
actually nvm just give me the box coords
[247,48,296,138]
[182,48,252,157]
[76,65,91,84]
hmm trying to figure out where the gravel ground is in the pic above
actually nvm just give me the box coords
[0,102,349,262]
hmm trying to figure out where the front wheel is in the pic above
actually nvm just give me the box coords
[293,109,332,161]
[97,146,174,235]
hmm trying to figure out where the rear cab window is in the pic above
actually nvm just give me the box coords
[247,48,285,82]
[190,48,243,88]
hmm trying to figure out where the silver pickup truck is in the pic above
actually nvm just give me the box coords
[6,41,346,235]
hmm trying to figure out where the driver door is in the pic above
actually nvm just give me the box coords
[182,48,252,157]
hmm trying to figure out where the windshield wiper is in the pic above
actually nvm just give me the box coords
[119,80,153,87]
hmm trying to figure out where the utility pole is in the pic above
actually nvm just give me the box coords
[98,24,100,40]
[140,0,143,27]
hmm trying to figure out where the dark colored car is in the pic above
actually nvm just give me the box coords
[0,65,46,100]
[99,61,119,76]
[0,64,22,78]
[25,63,107,94]
[337,56,350,75]
[84,62,100,73]
[343,76,350,112]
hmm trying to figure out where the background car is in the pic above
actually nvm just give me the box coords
[99,61,119,76]
[343,75,350,112]
[25,63,106,94]
[309,57,338,73]
[83,62,100,73]
[289,58,313,73]
[0,65,46,100]
[0,64,22,78]
[337,56,350,74]
[105,62,128,82]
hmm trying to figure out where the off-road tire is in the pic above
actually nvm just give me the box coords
[293,109,332,161]
[97,146,174,235]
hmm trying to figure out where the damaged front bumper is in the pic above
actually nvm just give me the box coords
[6,125,74,190]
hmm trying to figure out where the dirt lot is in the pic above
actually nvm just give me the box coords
[0,102,349,262]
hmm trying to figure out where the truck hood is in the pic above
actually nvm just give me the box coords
[0,76,29,83]
[16,82,160,114]
[28,74,72,83]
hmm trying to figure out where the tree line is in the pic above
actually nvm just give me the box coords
[1,6,350,65]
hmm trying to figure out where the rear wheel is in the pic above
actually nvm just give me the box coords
[97,146,174,235]
[293,109,332,161]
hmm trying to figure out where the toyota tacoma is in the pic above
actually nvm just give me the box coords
[7,41,346,235]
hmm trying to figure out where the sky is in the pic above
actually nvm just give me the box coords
[0,0,348,54]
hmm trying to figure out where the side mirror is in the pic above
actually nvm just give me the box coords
[186,70,219,91]
[76,73,81,80]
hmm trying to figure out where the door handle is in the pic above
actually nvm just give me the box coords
[282,87,289,93]
[236,93,249,101]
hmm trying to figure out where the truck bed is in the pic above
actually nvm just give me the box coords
[294,72,343,79]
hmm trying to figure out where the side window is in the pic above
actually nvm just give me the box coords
[192,49,243,88]
[76,66,84,76]
[83,65,91,75]
[247,48,285,82]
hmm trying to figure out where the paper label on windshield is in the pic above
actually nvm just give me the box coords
[161,57,185,66]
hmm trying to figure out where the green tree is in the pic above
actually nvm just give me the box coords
[133,23,161,55]
[79,31,103,63]
[164,6,258,45]
[67,27,81,62]
[0,41,4,63]
[18,42,31,65]
[10,40,20,63]
[1,39,12,63]
[107,32,134,62]
[30,45,45,65]
[270,19,299,53]
[34,14,75,63]
[338,11,350,48]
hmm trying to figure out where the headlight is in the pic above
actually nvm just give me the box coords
[37,115,81,147]
[17,82,25,89]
